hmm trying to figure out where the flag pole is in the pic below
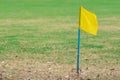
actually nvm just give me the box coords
[77,7,81,74]
[77,28,81,73]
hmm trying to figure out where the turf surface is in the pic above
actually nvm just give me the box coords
[0,0,120,79]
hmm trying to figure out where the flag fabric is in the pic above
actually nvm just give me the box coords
[79,6,98,35]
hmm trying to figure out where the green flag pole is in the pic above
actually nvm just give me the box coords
[77,6,81,73]
[77,28,81,73]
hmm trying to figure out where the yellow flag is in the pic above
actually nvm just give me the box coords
[79,7,98,35]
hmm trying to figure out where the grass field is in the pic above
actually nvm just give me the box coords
[0,0,120,80]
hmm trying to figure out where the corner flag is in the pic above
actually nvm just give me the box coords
[79,7,98,35]
[77,6,99,73]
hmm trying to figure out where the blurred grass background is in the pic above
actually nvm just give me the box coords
[0,0,120,66]
[0,0,120,79]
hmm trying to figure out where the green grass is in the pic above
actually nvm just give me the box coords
[0,0,120,64]
[0,0,120,79]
